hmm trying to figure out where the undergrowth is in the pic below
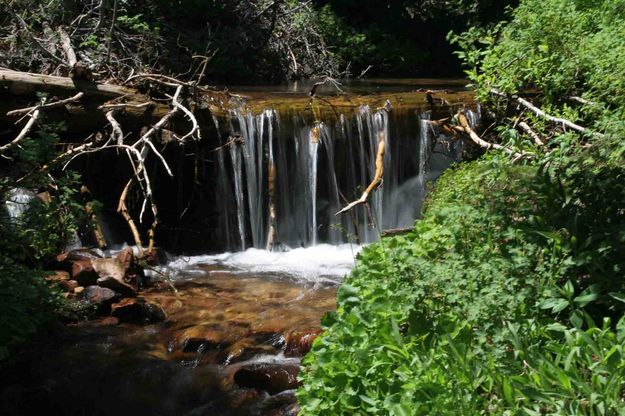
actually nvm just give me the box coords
[298,0,625,414]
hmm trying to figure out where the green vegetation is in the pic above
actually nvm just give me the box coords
[0,123,93,360]
[1,0,514,81]
[298,0,625,414]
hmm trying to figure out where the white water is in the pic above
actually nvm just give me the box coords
[162,243,362,284]
[5,188,34,220]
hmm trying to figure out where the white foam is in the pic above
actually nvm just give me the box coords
[163,243,362,283]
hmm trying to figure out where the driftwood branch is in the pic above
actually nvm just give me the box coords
[491,88,602,137]
[518,121,544,146]
[457,112,530,160]
[7,92,84,116]
[117,178,144,249]
[58,26,92,80]
[336,131,385,215]
[0,108,41,155]
[568,96,596,106]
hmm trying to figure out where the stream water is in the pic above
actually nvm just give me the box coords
[1,79,476,415]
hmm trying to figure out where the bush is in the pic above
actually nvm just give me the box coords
[299,0,625,413]
[0,124,92,360]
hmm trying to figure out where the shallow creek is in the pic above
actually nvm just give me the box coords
[0,245,360,416]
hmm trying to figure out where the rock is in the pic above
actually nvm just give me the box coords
[115,247,135,271]
[44,271,70,284]
[73,286,85,296]
[80,285,119,306]
[233,363,301,395]
[96,316,120,326]
[256,390,300,416]
[284,329,322,357]
[57,248,102,263]
[174,326,230,353]
[111,297,166,325]
[59,279,79,293]
[71,259,99,286]
[93,258,137,297]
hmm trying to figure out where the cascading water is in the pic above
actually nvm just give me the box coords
[4,188,34,221]
[216,103,475,251]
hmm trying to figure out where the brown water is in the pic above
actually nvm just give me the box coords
[0,257,344,416]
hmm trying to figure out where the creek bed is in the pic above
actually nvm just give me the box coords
[0,244,360,416]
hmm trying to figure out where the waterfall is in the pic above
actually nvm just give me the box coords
[4,188,34,223]
[229,142,246,250]
[215,103,470,250]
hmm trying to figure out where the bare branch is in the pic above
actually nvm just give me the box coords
[0,108,41,155]
[457,112,530,160]
[491,88,602,137]
[7,92,84,116]
[336,131,385,216]
[518,121,544,146]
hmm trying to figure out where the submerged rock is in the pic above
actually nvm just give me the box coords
[234,363,301,395]
[111,297,166,324]
[284,329,322,357]
[256,390,300,416]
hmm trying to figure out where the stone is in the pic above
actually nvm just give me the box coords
[80,285,118,306]
[256,390,300,416]
[59,279,79,293]
[71,259,99,286]
[73,286,85,296]
[93,258,137,297]
[57,248,102,263]
[111,297,167,325]
[233,363,301,395]
[44,271,70,284]
[284,329,322,357]
[115,247,135,271]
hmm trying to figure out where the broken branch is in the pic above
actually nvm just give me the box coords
[336,131,385,216]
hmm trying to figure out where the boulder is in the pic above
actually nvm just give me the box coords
[233,363,301,395]
[93,258,137,297]
[111,297,167,324]
[256,390,300,416]
[58,279,79,293]
[71,259,99,286]
[284,329,322,357]
[80,285,119,306]
[115,247,135,271]
[57,248,102,263]
[44,271,70,284]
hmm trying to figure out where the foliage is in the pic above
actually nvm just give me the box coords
[0,0,515,81]
[299,0,625,414]
[0,123,92,360]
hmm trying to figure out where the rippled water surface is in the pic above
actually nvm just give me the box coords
[0,245,361,416]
